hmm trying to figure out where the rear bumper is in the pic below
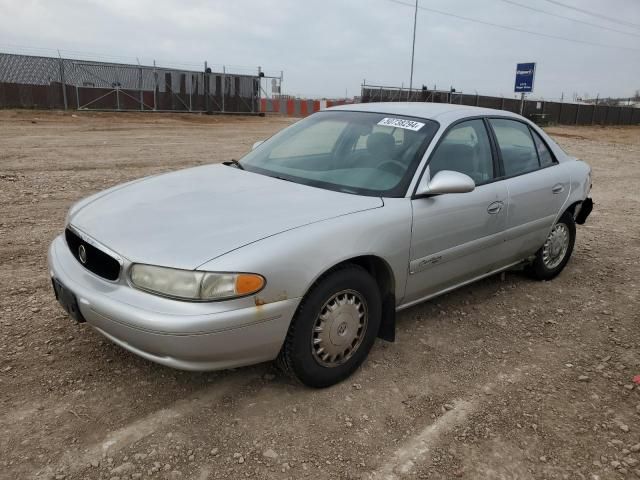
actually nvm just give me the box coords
[48,235,300,371]
[575,197,593,225]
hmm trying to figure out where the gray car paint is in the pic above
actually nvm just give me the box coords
[49,103,592,371]
[69,164,383,269]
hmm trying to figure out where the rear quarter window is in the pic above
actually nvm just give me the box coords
[530,129,557,167]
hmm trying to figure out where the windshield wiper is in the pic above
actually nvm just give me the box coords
[269,174,295,183]
[223,159,244,170]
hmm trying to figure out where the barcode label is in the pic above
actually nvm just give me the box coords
[377,117,425,131]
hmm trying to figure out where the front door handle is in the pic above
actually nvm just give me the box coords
[552,184,565,194]
[487,201,504,215]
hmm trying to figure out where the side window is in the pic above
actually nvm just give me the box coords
[489,119,540,176]
[428,119,494,185]
[530,129,556,167]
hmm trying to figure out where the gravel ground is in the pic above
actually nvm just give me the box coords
[0,110,639,480]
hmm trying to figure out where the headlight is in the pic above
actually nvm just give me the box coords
[129,264,265,301]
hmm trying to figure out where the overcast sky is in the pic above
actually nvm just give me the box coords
[0,0,638,100]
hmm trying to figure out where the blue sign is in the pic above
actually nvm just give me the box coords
[514,62,536,93]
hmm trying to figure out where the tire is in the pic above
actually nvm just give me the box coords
[527,211,576,280]
[277,265,381,388]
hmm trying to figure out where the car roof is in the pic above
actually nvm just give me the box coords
[328,102,522,125]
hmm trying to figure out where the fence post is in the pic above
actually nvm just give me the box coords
[57,51,68,110]
[139,65,143,111]
[153,60,157,111]
[475,94,479,106]
[75,84,80,109]
[591,95,598,125]
[501,97,505,110]
[574,104,580,125]
[204,62,210,114]
[222,65,226,113]
[255,66,261,113]
[189,74,192,112]
[558,99,563,124]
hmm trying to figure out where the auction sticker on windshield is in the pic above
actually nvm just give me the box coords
[377,117,425,131]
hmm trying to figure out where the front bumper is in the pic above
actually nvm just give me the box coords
[48,235,300,371]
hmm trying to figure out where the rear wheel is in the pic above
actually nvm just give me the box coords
[527,211,576,280]
[277,265,381,388]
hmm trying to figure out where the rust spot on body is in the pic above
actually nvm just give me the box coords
[254,291,287,307]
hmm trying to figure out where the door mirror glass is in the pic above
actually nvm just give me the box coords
[252,140,264,150]
[416,170,475,196]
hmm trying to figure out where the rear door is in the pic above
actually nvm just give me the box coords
[404,118,508,304]
[487,118,570,264]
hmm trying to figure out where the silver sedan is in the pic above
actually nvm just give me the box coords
[49,103,593,387]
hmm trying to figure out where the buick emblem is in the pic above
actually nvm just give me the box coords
[78,244,87,264]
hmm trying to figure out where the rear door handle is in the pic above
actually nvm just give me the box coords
[552,184,565,194]
[487,201,504,215]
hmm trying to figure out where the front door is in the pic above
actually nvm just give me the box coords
[404,118,508,305]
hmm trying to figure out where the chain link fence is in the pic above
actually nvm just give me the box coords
[0,52,261,113]
[361,84,640,126]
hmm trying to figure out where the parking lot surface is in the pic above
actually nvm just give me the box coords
[1,110,639,480]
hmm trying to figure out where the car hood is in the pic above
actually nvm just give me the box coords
[70,164,383,269]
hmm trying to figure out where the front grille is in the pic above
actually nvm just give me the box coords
[65,228,121,281]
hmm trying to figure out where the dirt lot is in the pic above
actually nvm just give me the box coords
[1,110,639,480]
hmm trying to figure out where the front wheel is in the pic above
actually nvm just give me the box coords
[527,211,576,280]
[277,265,381,388]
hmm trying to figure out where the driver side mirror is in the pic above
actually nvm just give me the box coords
[252,140,264,150]
[415,170,475,197]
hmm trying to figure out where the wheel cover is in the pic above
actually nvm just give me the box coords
[311,289,368,368]
[542,223,570,270]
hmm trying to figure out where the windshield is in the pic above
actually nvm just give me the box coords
[239,110,439,197]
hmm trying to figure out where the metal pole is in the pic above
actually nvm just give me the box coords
[153,60,157,111]
[204,61,210,113]
[257,66,262,113]
[558,96,563,124]
[222,65,226,113]
[75,84,80,109]
[409,0,418,94]
[57,50,68,110]
[138,60,143,111]
[189,74,192,112]
[519,92,525,115]
[591,94,598,125]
